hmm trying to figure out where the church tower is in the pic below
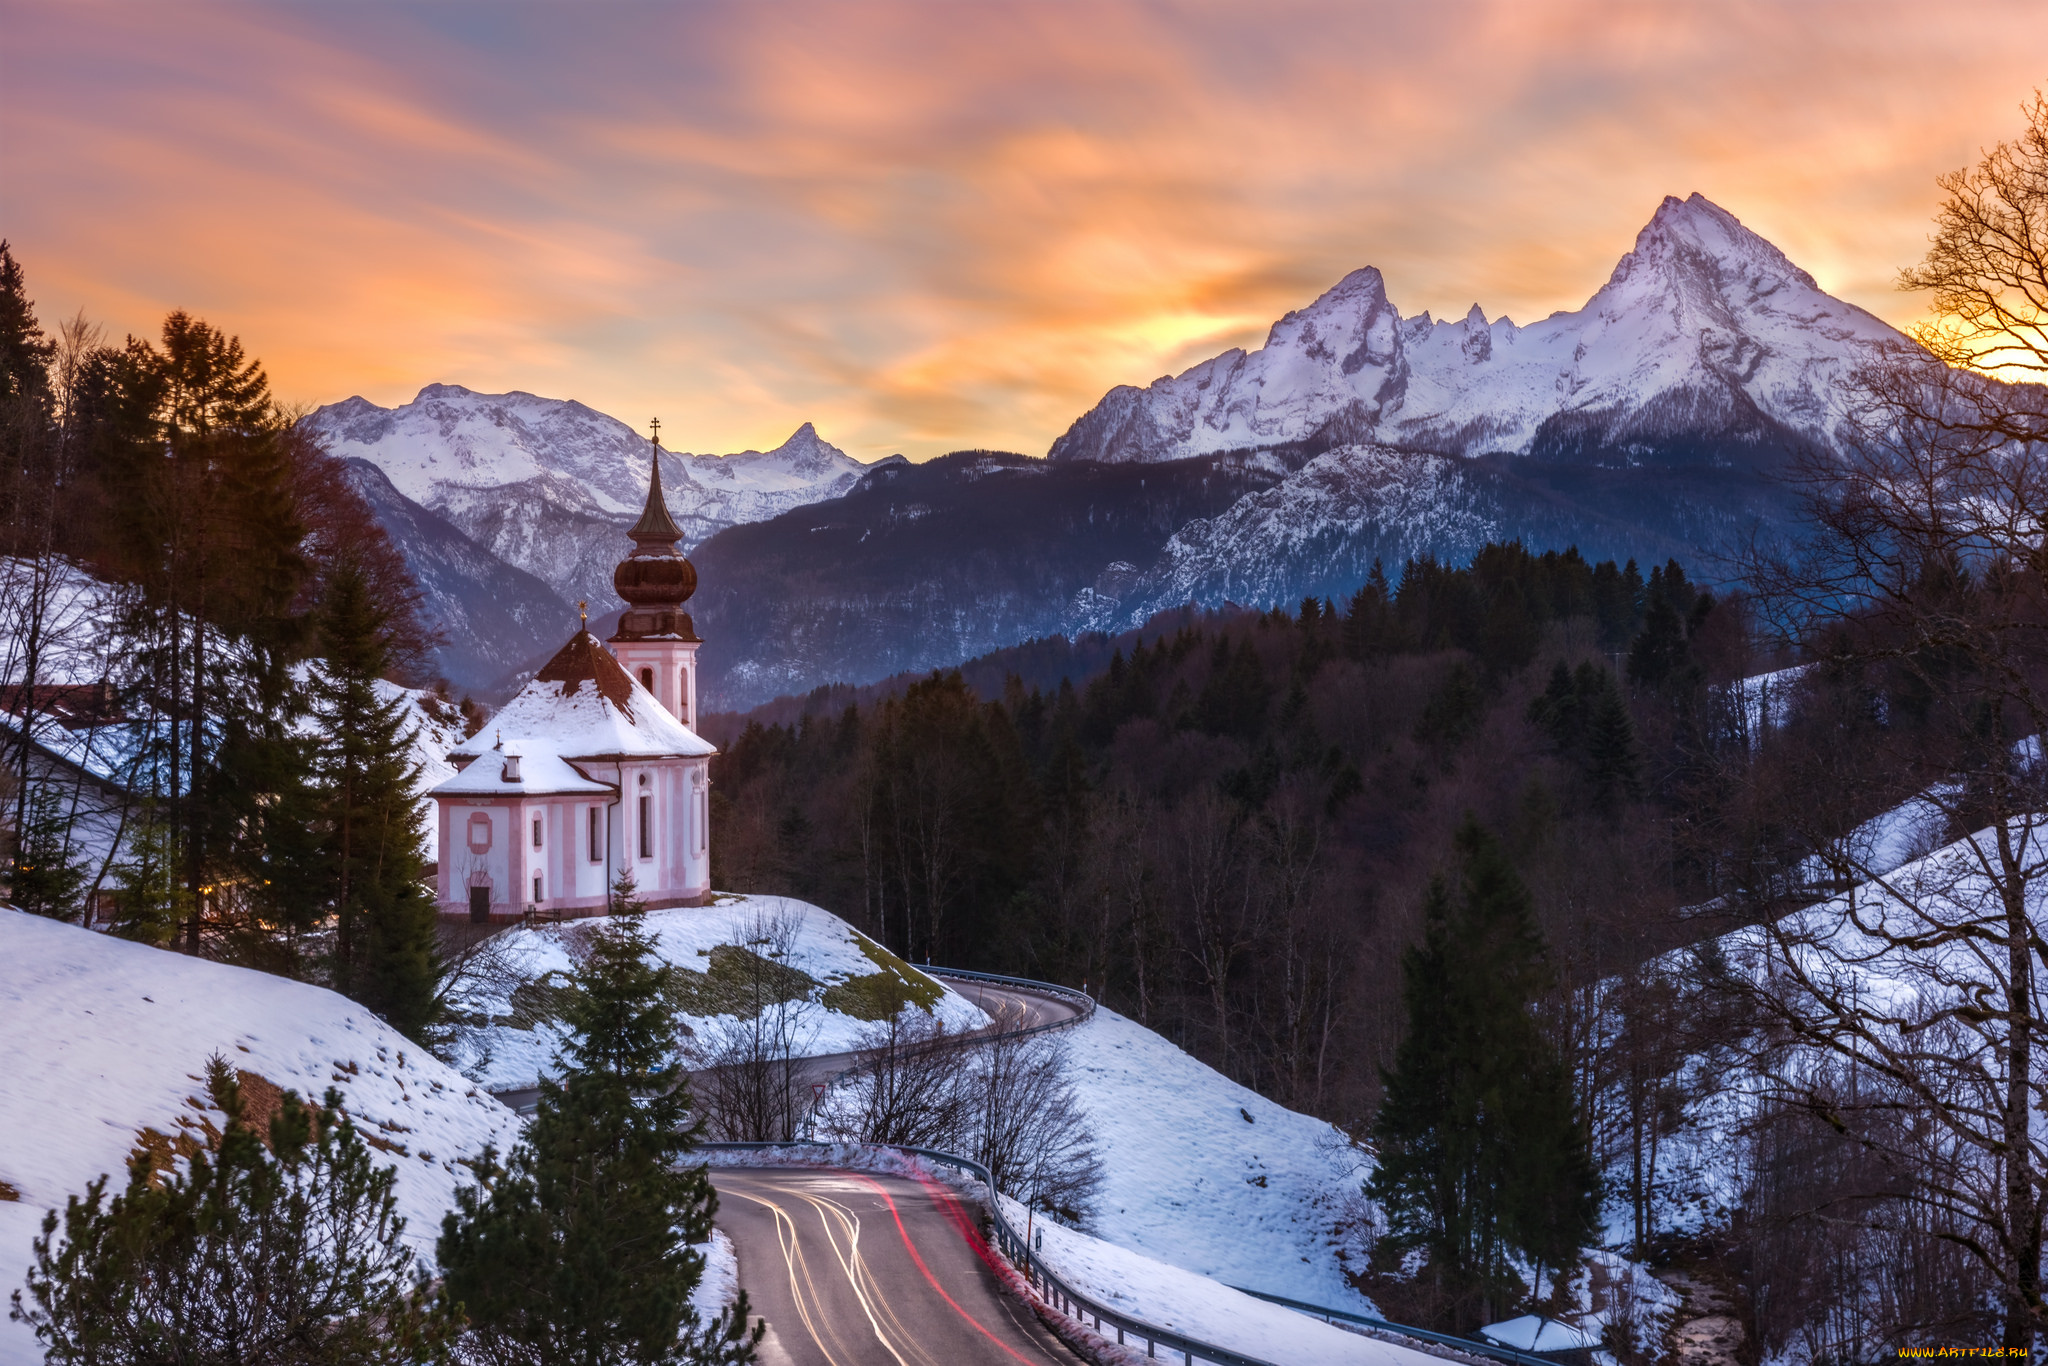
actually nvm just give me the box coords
[608,422,702,727]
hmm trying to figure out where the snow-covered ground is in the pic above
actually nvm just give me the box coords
[998,1189,1423,1366]
[1061,1007,1377,1314]
[0,910,522,1364]
[690,1227,741,1325]
[443,894,990,1091]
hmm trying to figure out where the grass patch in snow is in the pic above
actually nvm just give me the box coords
[819,935,945,1021]
[442,896,991,1091]
[668,944,820,1019]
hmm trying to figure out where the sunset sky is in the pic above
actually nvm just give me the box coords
[5,2,2045,461]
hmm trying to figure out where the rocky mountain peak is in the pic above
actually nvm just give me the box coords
[1608,192,1817,295]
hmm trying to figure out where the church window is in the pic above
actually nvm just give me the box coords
[678,669,689,722]
[531,816,542,848]
[639,795,652,860]
[588,807,601,862]
[466,812,492,853]
[640,667,654,692]
[532,874,543,902]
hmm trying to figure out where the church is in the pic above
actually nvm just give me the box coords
[430,436,716,920]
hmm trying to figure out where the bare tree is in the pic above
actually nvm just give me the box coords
[824,1011,969,1149]
[1733,96,2048,1346]
[690,904,820,1142]
[958,1027,1099,1221]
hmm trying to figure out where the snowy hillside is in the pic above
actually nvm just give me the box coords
[1051,194,1911,468]
[1058,1007,1377,1314]
[305,386,894,614]
[0,911,522,1363]
[1000,1190,1415,1366]
[443,895,990,1091]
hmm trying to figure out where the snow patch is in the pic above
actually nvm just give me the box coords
[0,911,522,1362]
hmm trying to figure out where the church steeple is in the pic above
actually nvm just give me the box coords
[610,419,702,724]
[627,417,684,550]
[612,419,698,633]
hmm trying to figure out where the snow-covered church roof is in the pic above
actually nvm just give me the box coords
[447,631,714,763]
[433,745,616,797]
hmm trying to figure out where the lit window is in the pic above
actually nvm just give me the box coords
[639,794,652,860]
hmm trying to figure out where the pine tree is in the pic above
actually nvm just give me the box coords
[1369,820,1599,1324]
[1530,663,1643,813]
[0,240,54,403]
[209,637,326,976]
[1582,682,1644,810]
[92,311,307,954]
[8,781,89,920]
[10,1056,456,1363]
[108,801,190,946]
[313,562,440,1040]
[439,887,762,1364]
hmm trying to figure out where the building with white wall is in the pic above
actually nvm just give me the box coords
[429,440,717,920]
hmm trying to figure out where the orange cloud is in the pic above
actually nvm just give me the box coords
[5,0,2044,461]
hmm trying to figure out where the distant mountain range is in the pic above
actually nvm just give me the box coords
[303,387,901,691]
[311,194,1921,708]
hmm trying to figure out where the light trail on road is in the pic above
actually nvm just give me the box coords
[712,1168,1081,1366]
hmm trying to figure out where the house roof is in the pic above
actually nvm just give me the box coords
[431,745,615,798]
[448,631,715,762]
[1480,1318,1603,1353]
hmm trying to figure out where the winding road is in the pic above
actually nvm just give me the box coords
[492,972,1088,1116]
[712,1166,1084,1366]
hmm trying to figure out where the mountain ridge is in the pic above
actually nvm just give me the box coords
[304,386,901,651]
[1048,193,1911,469]
[322,195,1931,706]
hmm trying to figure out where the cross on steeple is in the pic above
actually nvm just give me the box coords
[627,415,683,547]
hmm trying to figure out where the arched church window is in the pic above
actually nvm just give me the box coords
[640,667,654,692]
[639,794,653,860]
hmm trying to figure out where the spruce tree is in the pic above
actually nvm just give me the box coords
[209,638,326,976]
[1369,819,1600,1324]
[439,889,762,1364]
[312,562,440,1040]
[8,782,89,920]
[108,801,190,946]
[10,1056,456,1363]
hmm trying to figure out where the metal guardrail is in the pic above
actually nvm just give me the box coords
[702,1139,1276,1366]
[924,965,1098,1038]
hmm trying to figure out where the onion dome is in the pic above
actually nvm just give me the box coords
[613,429,701,641]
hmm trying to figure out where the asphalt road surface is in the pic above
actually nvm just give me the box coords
[711,1167,1084,1366]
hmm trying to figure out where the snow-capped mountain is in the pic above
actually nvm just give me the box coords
[312,196,1941,709]
[337,458,577,691]
[1050,194,1910,467]
[304,385,898,612]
